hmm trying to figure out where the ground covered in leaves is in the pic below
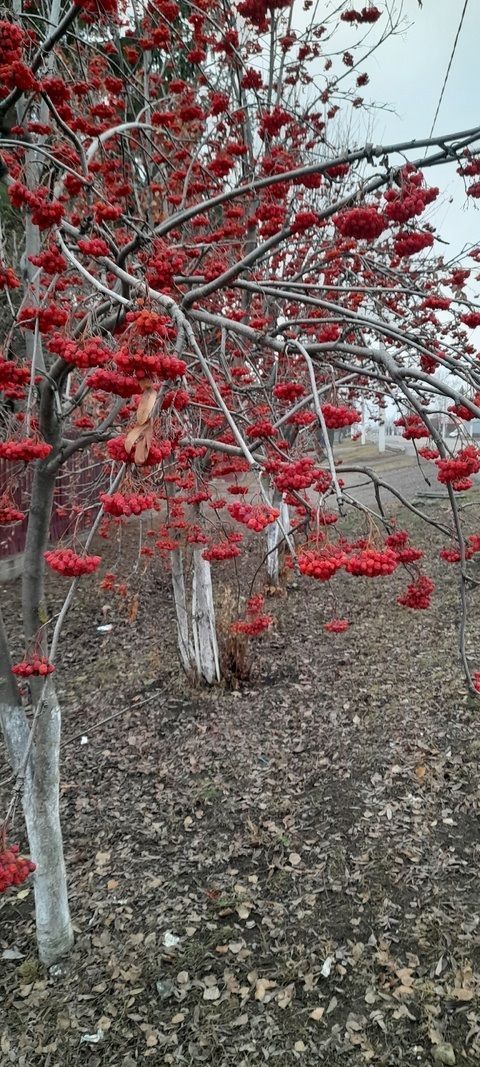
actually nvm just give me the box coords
[1,488,480,1066]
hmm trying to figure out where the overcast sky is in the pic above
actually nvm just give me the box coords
[333,0,480,255]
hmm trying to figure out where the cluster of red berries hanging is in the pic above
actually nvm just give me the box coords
[0,842,36,894]
[202,541,242,561]
[0,496,24,524]
[44,548,102,576]
[385,530,423,564]
[397,576,435,610]
[0,440,52,462]
[335,206,385,240]
[435,446,480,488]
[12,657,55,677]
[100,491,159,516]
[395,415,427,440]
[344,547,398,577]
[321,403,359,429]
[230,594,272,637]
[297,549,344,581]
[227,502,280,531]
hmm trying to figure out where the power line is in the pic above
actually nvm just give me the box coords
[429,0,470,138]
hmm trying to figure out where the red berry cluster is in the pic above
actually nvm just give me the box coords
[29,247,67,274]
[48,334,111,369]
[246,420,277,439]
[341,6,382,23]
[384,171,438,224]
[436,446,480,485]
[440,533,480,563]
[324,619,349,633]
[87,369,142,397]
[0,843,36,894]
[461,312,480,329]
[230,593,272,637]
[18,304,68,334]
[397,575,434,609]
[335,207,386,240]
[125,310,173,337]
[321,403,359,429]
[0,496,24,524]
[344,547,397,577]
[12,657,55,677]
[0,264,20,290]
[385,530,409,549]
[0,440,52,462]
[77,238,110,257]
[273,457,318,491]
[418,447,439,460]
[394,546,423,564]
[395,414,427,440]
[440,547,462,563]
[100,491,159,516]
[155,355,187,380]
[107,436,171,466]
[161,389,190,411]
[273,382,305,402]
[8,183,63,230]
[44,548,102,576]
[448,395,480,421]
[287,411,316,426]
[393,231,434,257]
[227,502,280,531]
[0,357,29,396]
[298,550,344,581]
[202,542,241,561]
[0,20,25,63]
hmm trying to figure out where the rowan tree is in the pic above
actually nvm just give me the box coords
[1,0,480,962]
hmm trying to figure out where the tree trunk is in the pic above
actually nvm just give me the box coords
[191,549,220,684]
[170,547,193,674]
[266,492,291,585]
[22,680,73,965]
[0,606,30,772]
[20,457,73,963]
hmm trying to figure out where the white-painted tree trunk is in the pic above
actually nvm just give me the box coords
[267,494,291,585]
[191,549,220,684]
[171,548,194,674]
[22,681,73,965]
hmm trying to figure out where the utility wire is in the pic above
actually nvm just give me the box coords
[429,0,470,138]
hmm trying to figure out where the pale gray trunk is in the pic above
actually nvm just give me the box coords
[22,680,73,964]
[21,459,73,963]
[171,548,194,674]
[266,492,291,584]
[191,549,220,685]
[0,606,30,772]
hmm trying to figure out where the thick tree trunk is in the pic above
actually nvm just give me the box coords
[21,458,73,963]
[191,549,220,684]
[170,547,193,674]
[22,680,73,965]
[0,607,30,771]
[267,492,291,585]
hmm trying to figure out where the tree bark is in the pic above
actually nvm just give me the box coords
[20,457,73,963]
[191,549,220,684]
[0,606,30,772]
[22,679,73,965]
[170,547,194,675]
[267,492,290,585]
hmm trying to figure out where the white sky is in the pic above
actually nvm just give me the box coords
[331,0,480,255]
